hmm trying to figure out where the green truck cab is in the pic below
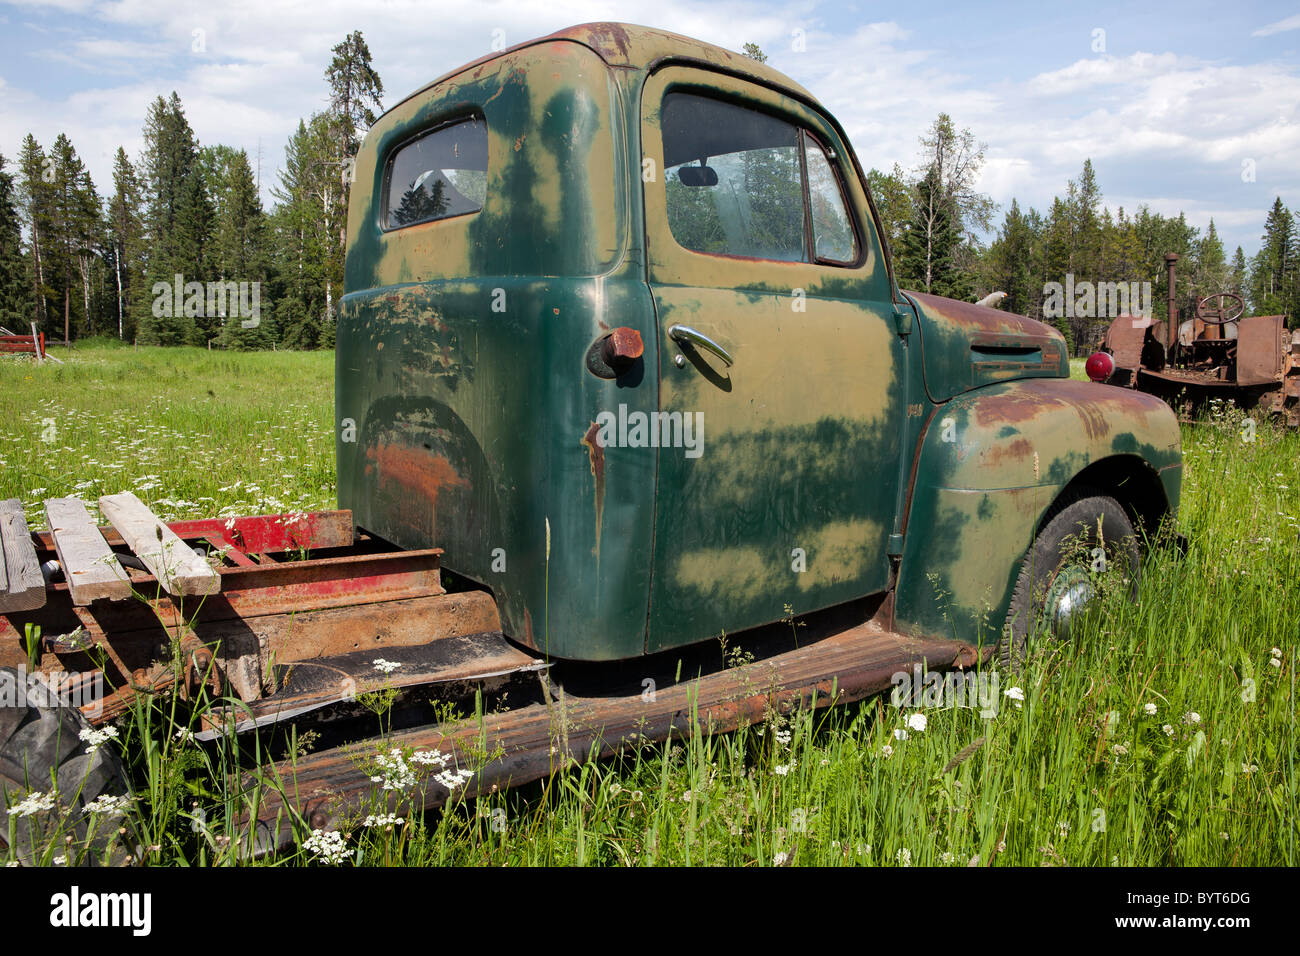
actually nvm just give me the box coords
[337,22,1182,663]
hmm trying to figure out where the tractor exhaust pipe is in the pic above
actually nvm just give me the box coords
[1165,252,1179,363]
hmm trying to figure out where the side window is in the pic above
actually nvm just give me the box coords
[384,117,487,230]
[803,133,857,263]
[662,93,804,261]
[660,92,859,265]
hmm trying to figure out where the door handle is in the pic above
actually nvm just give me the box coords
[668,324,734,368]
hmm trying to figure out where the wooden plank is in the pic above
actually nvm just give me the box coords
[44,498,133,605]
[0,499,46,612]
[98,492,220,597]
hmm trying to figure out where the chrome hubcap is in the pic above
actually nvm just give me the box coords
[1041,564,1095,638]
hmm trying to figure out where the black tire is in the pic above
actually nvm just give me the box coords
[1001,491,1139,668]
[0,667,134,866]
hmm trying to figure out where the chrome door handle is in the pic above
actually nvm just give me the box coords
[668,324,734,368]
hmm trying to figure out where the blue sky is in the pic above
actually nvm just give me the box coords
[2,0,1298,259]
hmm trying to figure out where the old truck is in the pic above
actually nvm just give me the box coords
[1,22,1182,859]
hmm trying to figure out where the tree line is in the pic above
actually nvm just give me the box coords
[0,31,383,350]
[1,36,1296,354]
[873,114,1299,353]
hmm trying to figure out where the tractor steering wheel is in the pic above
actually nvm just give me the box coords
[1195,292,1245,325]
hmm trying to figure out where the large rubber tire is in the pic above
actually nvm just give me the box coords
[0,667,134,866]
[1001,491,1139,668]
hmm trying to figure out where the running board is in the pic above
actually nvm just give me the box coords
[241,620,987,856]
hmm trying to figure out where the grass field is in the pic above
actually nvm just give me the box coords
[1,342,1296,866]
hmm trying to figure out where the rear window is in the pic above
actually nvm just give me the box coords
[383,116,487,230]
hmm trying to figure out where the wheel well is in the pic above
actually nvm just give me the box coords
[1040,455,1170,541]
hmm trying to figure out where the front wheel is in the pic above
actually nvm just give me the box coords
[1001,491,1139,667]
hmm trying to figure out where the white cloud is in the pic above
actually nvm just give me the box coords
[1252,14,1300,37]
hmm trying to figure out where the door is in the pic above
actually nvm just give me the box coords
[641,68,907,652]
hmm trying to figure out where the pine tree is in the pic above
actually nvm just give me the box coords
[138,93,212,344]
[865,164,913,253]
[326,31,385,160]
[0,152,31,327]
[897,165,960,295]
[1230,246,1247,301]
[17,135,55,334]
[48,134,101,344]
[206,146,272,348]
[1248,198,1293,317]
[108,148,145,340]
[987,200,1037,319]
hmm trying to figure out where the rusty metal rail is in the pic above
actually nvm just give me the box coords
[242,619,985,855]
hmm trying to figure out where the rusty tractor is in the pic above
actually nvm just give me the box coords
[1096,252,1299,425]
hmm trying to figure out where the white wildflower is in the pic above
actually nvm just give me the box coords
[372,658,401,675]
[773,851,789,866]
[410,749,450,768]
[362,813,404,828]
[1004,686,1025,708]
[9,791,56,817]
[78,726,119,754]
[893,728,908,741]
[1162,724,1175,736]
[370,748,416,791]
[896,847,912,867]
[881,744,894,759]
[1143,702,1158,716]
[303,828,348,865]
[905,712,927,733]
[83,794,131,816]
[1183,711,1201,725]
[434,767,474,792]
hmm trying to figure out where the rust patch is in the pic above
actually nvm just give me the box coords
[514,134,526,151]
[909,290,1057,337]
[522,606,535,649]
[984,437,1033,467]
[581,421,606,558]
[366,442,470,536]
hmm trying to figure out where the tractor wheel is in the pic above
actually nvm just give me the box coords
[1000,490,1139,668]
[0,667,135,866]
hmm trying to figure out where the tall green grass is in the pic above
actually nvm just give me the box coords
[0,343,334,524]
[1,346,1295,866]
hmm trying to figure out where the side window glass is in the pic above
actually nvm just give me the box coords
[803,133,857,263]
[384,117,487,230]
[662,93,804,262]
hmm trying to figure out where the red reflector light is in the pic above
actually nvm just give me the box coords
[1085,351,1115,383]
